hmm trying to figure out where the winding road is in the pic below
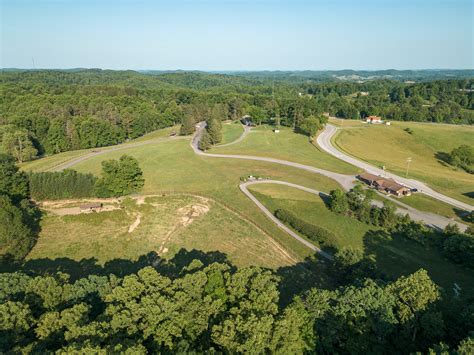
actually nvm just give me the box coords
[192,122,468,248]
[191,123,355,190]
[317,124,473,212]
[49,121,469,258]
[240,180,333,260]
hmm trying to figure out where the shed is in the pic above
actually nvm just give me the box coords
[80,203,103,211]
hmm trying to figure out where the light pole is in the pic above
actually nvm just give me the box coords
[406,157,412,177]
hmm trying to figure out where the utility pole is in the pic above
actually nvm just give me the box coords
[406,157,412,177]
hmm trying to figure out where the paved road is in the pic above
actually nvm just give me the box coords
[192,122,356,190]
[49,136,187,172]
[240,180,333,260]
[317,124,473,212]
[213,124,252,148]
[46,122,468,257]
[195,122,468,232]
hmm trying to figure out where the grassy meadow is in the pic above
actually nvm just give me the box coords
[217,121,244,145]
[20,125,181,172]
[212,124,360,175]
[248,183,474,297]
[29,195,296,269]
[333,121,474,205]
[24,125,356,267]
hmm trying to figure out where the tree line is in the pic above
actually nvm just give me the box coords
[1,70,472,163]
[1,259,473,353]
[328,186,474,269]
[1,155,144,261]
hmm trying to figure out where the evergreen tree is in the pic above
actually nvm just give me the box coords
[206,118,222,144]
[179,114,195,135]
[198,131,212,151]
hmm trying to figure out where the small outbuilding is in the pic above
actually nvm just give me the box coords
[80,203,103,212]
[366,115,383,124]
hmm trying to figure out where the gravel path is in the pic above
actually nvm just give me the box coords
[45,123,468,258]
[194,122,468,233]
[317,124,473,212]
[241,179,468,258]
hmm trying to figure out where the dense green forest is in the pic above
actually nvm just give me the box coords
[1,70,473,162]
[1,256,473,353]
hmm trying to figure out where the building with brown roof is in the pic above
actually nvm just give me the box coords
[357,173,411,197]
[366,115,382,124]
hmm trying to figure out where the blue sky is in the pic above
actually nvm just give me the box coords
[1,0,473,70]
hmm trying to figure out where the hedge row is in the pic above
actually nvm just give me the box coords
[274,209,338,248]
[29,170,97,200]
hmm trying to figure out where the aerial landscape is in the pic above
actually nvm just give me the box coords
[1,0,473,353]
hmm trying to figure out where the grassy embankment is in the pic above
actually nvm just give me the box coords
[333,121,474,206]
[213,124,360,175]
[248,183,474,298]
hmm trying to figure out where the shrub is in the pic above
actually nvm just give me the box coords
[95,155,144,197]
[274,209,338,248]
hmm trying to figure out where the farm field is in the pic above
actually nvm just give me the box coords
[333,121,474,205]
[248,183,474,297]
[212,125,360,175]
[28,195,296,270]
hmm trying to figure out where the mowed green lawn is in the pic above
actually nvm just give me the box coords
[328,117,365,127]
[29,133,345,264]
[334,122,474,205]
[248,183,474,297]
[400,194,472,225]
[212,125,360,175]
[20,125,180,172]
[217,121,244,145]
[29,195,296,269]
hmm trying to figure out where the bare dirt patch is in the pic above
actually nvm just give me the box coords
[157,202,210,254]
[128,214,142,233]
[177,203,210,226]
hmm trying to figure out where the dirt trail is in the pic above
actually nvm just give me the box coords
[157,202,210,255]
[128,214,141,233]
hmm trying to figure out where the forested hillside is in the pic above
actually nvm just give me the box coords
[1,258,473,353]
[1,70,473,163]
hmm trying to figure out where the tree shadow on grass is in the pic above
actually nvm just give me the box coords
[434,151,451,165]
[454,208,473,224]
[1,249,232,282]
[277,255,336,307]
[1,246,339,308]
[362,229,474,297]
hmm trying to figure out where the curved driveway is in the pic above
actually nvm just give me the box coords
[214,124,252,148]
[240,180,333,259]
[49,122,468,257]
[192,122,356,190]
[317,124,473,212]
